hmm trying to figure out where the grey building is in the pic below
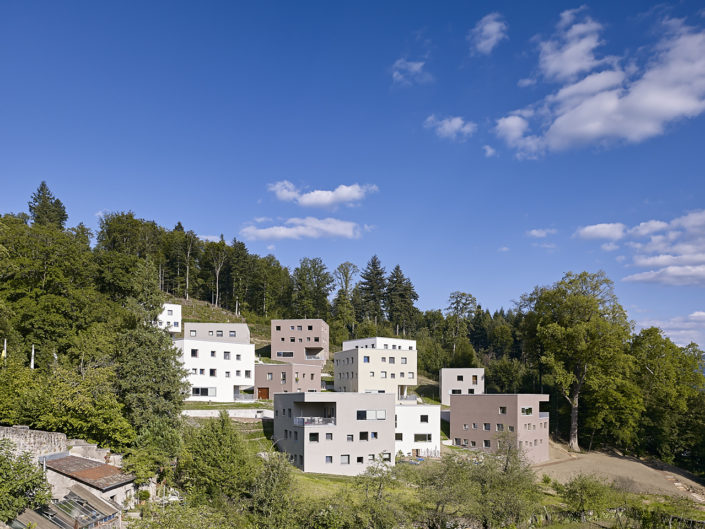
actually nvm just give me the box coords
[270,319,329,366]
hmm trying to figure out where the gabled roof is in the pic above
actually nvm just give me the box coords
[45,455,134,491]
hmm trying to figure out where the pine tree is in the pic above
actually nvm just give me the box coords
[28,181,68,229]
[385,265,418,336]
[359,255,386,325]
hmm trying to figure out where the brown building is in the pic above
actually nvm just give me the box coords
[449,394,550,464]
[270,319,329,366]
[254,363,321,399]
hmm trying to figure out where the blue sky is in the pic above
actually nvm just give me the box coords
[1,1,705,346]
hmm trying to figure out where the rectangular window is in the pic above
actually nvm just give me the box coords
[308,325,313,331]
[290,337,295,342]
[414,434,432,442]
[457,375,464,381]
[499,406,507,415]
[370,371,374,377]
[325,456,332,464]
[496,424,504,432]
[408,372,414,379]
[400,372,405,378]
[275,325,281,331]
[229,331,236,337]
[463,424,469,430]
[290,326,294,330]
[401,357,407,364]
[472,375,478,384]
[420,415,429,423]
[209,330,214,336]
[236,370,241,376]
[225,371,230,378]
[462,439,468,446]
[508,426,515,432]
[363,356,370,363]
[326,433,333,440]
[483,440,491,448]
[209,369,216,377]
[451,389,461,395]
[347,434,353,442]
[360,431,368,441]
[521,407,533,416]
[245,370,251,378]
[210,350,216,357]
[224,352,231,360]
[470,440,476,447]
[390,373,395,379]
[382,453,391,462]
[277,351,294,358]
[472,423,478,429]
[467,388,475,394]
[381,371,387,378]
[370,432,378,439]
[395,432,403,441]
[357,456,364,464]
[309,433,319,442]
[190,330,196,337]
[267,373,273,380]
[191,368,197,374]
[167,309,173,315]
[483,423,490,431]
[341,455,350,465]
[381,357,386,363]
[191,349,198,358]
[454,438,461,446]
[216,330,223,337]
[199,369,205,375]
[297,325,302,331]
[314,337,319,342]
[389,357,395,364]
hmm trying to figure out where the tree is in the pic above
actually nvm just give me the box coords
[182,231,200,300]
[28,181,68,229]
[251,451,297,528]
[385,265,418,336]
[359,256,387,325]
[559,474,614,519]
[531,271,630,451]
[332,262,358,333]
[0,439,52,523]
[445,292,477,357]
[203,237,228,307]
[291,258,334,319]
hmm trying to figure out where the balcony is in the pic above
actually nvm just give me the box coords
[539,412,549,419]
[293,417,336,426]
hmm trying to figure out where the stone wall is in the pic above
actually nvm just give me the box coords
[0,425,68,458]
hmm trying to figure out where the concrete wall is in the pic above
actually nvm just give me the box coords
[270,319,329,366]
[254,363,321,398]
[183,322,250,344]
[157,303,182,333]
[181,409,274,419]
[176,338,255,402]
[342,337,416,351]
[273,392,395,476]
[394,404,441,458]
[439,368,485,406]
[334,348,417,399]
[0,425,68,458]
[449,394,550,464]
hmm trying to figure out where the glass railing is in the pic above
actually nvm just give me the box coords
[293,417,336,426]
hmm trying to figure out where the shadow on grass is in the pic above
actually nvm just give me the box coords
[415,383,439,401]
[262,418,274,440]
[441,418,450,439]
[256,344,271,358]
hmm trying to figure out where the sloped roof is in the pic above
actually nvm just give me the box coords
[45,455,134,491]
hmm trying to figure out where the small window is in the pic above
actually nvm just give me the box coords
[236,370,241,376]
[314,337,319,342]
[451,389,461,395]
[463,423,469,430]
[484,423,490,431]
[395,432,403,441]
[483,440,491,448]
[216,330,223,337]
[224,352,231,360]
[275,325,281,331]
[420,415,429,423]
[499,406,507,415]
[389,357,395,364]
[229,331,236,337]
[245,370,251,378]
[414,434,432,442]
[209,369,216,377]
[467,388,475,394]
[472,375,478,384]
[521,407,533,416]
[167,309,173,315]
[470,440,476,447]
[457,375,464,381]
[326,433,333,440]
[370,432,378,439]
[191,349,198,358]
[496,424,504,432]
[225,371,230,378]
[356,456,364,464]
[290,337,295,342]
[325,456,332,464]
[347,434,353,442]
[360,432,368,441]
[209,330,214,336]
[462,439,468,446]
[509,426,515,432]
[341,455,350,465]
[381,357,386,363]
[472,423,478,429]
[309,433,319,442]
[401,357,407,364]
[191,368,197,374]
[190,330,196,337]
[210,350,216,357]
[199,369,205,375]
[307,325,313,330]
[391,373,396,379]
[408,372,414,379]
[381,371,387,378]
[297,325,302,331]
[370,371,374,377]
[363,356,370,363]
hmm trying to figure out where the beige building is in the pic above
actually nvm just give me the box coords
[273,392,395,476]
[270,319,329,366]
[254,363,322,399]
[449,394,550,464]
[334,337,418,400]
[439,368,485,406]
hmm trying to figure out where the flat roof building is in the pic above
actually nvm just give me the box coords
[439,368,485,406]
[449,394,550,464]
[334,337,417,401]
[273,392,395,476]
[254,363,322,399]
[394,403,441,458]
[270,319,329,366]
[157,303,181,334]
[175,322,255,402]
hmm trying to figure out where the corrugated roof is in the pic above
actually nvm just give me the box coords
[45,455,134,491]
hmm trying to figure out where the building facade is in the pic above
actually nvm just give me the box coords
[334,337,417,400]
[270,319,329,366]
[449,394,550,464]
[273,392,395,476]
[157,303,182,334]
[254,363,322,399]
[175,322,255,402]
[439,368,486,406]
[394,403,441,458]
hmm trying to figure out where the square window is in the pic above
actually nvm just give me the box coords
[290,325,294,330]
[457,375,464,381]
[229,331,236,337]
[463,424,469,430]
[400,372,405,378]
[326,433,333,440]
[167,309,173,315]
[308,325,313,331]
[190,330,196,337]
[325,456,332,464]
[420,415,429,423]
[209,330,214,336]
[281,337,285,342]
[236,370,241,376]
[496,424,504,432]
[199,369,205,375]
[509,426,515,432]
[191,349,198,358]
[191,368,197,374]
[363,356,370,363]
[236,354,241,360]
[390,373,395,379]
[470,440,476,447]
[389,357,395,364]
[216,330,223,337]
[483,423,490,431]
[368,454,375,462]
[341,455,350,465]
[381,357,386,363]
[395,432,403,441]
[210,350,216,357]
[499,406,507,415]
[467,388,475,394]
[224,352,231,360]
[347,434,354,442]
[275,325,281,331]
[290,337,295,342]
[484,440,491,448]
[408,372,414,379]
[381,371,387,378]
[356,456,364,464]
[209,369,216,377]
[370,432,378,439]
[297,325,302,331]
[360,432,368,441]
[472,423,478,429]
[309,433,319,442]
[314,337,319,342]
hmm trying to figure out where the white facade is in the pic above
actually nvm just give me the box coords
[439,368,485,406]
[157,303,182,333]
[394,403,441,458]
[175,323,254,402]
[342,337,416,351]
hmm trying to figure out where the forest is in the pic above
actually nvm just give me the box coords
[1,183,704,526]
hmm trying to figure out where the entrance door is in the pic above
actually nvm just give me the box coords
[257,387,270,400]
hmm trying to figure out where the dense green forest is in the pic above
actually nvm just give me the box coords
[0,182,704,479]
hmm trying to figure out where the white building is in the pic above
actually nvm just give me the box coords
[174,322,254,402]
[334,337,417,400]
[439,368,485,406]
[394,403,441,458]
[157,303,182,334]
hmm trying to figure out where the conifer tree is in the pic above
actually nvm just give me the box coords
[28,181,68,229]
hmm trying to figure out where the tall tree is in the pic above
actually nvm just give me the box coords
[385,265,418,336]
[359,255,386,325]
[445,292,477,356]
[0,439,52,523]
[181,231,200,300]
[291,258,334,319]
[530,271,630,452]
[27,181,67,229]
[203,237,228,307]
[332,262,359,333]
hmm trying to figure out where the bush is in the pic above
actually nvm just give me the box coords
[561,473,614,517]
[542,474,552,485]
[137,490,150,502]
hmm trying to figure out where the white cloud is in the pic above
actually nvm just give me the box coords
[483,145,497,157]
[498,246,510,252]
[253,216,272,224]
[518,78,536,87]
[624,265,705,286]
[636,312,705,346]
[391,58,433,85]
[494,13,705,156]
[469,13,508,55]
[527,228,557,238]
[574,223,626,240]
[629,219,669,236]
[240,217,361,241]
[601,242,619,251]
[425,115,477,141]
[267,181,378,208]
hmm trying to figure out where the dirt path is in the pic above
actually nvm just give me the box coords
[534,442,705,503]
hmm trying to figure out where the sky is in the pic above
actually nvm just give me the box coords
[1,1,705,346]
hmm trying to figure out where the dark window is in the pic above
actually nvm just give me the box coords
[420,415,429,423]
[191,349,198,358]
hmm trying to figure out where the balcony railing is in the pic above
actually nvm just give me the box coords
[293,417,336,426]
[398,394,419,402]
